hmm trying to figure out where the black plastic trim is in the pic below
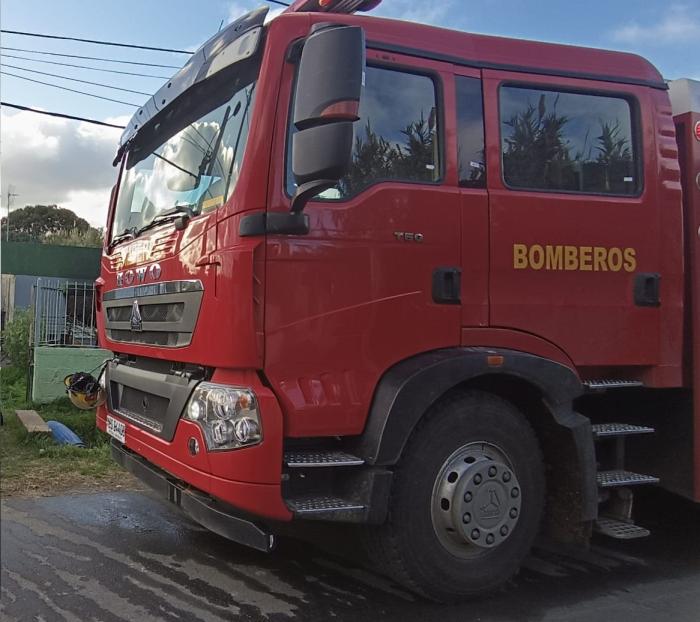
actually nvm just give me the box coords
[633,272,661,307]
[239,211,310,236]
[366,40,668,91]
[432,267,461,304]
[354,347,583,465]
[350,346,597,521]
[105,360,199,441]
[111,441,275,552]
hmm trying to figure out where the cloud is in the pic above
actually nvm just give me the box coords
[228,2,283,24]
[0,109,127,227]
[612,5,700,44]
[374,0,453,26]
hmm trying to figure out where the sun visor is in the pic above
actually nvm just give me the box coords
[115,6,267,160]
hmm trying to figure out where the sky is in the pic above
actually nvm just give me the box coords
[1,0,698,227]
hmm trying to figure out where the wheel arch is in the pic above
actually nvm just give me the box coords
[351,347,598,534]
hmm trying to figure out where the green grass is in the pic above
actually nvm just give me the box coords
[0,366,136,497]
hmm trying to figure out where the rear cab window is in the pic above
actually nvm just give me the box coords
[499,86,641,196]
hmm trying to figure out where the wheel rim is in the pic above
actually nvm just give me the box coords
[430,442,522,559]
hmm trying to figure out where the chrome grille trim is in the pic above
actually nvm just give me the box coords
[103,279,203,301]
[114,408,164,433]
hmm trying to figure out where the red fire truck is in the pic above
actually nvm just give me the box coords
[96,0,700,600]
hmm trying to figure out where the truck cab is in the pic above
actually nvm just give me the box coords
[96,0,699,600]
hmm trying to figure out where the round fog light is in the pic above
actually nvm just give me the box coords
[233,417,259,444]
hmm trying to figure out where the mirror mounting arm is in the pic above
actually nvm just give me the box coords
[290,179,336,214]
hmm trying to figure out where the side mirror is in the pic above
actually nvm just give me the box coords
[291,24,365,214]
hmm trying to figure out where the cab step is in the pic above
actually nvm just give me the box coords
[596,470,659,488]
[594,517,651,540]
[584,379,644,390]
[591,423,655,438]
[286,495,365,520]
[284,450,365,468]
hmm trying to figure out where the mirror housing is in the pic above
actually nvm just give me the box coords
[291,23,364,214]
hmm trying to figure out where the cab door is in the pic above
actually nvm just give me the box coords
[483,69,661,369]
[264,49,463,437]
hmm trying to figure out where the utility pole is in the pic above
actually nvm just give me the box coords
[5,188,19,242]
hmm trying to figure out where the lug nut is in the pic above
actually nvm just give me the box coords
[486,534,495,544]
[464,491,473,503]
[500,525,509,536]
[511,487,520,498]
[471,529,480,540]
[510,508,518,519]
[463,512,471,524]
[503,471,512,482]
[474,474,482,485]
[488,466,497,477]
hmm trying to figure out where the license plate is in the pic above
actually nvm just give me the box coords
[106,415,126,444]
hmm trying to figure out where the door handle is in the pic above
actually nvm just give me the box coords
[432,267,462,305]
[633,273,660,307]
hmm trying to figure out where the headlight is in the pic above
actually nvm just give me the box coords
[183,382,262,451]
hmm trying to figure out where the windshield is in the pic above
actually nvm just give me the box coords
[112,62,259,242]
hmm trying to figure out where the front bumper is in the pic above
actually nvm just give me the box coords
[96,366,292,521]
[111,441,276,552]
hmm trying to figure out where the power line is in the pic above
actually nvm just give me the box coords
[1,71,139,107]
[0,102,126,129]
[0,46,181,69]
[0,29,194,55]
[266,0,290,6]
[2,63,152,96]
[0,53,170,79]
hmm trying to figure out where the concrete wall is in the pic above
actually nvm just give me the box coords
[31,346,112,403]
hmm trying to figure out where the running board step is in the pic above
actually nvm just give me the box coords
[286,495,365,520]
[592,423,655,438]
[284,450,365,468]
[597,470,659,488]
[594,517,651,540]
[584,379,644,390]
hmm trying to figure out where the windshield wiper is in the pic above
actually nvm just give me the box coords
[152,152,198,180]
[134,204,195,237]
[109,227,136,250]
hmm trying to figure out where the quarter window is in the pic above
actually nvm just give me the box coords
[287,65,440,199]
[456,76,486,188]
[500,86,640,195]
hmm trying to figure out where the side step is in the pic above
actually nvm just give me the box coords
[286,495,365,521]
[284,450,364,468]
[584,379,644,390]
[594,517,651,540]
[593,421,658,540]
[591,423,654,438]
[597,470,659,488]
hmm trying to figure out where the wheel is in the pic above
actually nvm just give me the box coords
[367,390,544,601]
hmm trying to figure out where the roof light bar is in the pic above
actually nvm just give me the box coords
[286,0,382,14]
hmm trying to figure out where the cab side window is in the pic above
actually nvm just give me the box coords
[499,86,640,195]
[455,76,486,188]
[287,65,440,199]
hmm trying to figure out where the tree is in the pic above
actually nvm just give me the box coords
[1,205,94,244]
[44,227,104,248]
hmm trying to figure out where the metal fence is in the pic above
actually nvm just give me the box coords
[31,278,98,347]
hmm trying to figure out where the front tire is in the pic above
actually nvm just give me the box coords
[368,390,544,601]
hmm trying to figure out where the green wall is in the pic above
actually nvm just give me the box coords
[32,346,112,403]
[1,242,102,280]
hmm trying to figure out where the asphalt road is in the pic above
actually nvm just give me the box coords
[1,488,698,622]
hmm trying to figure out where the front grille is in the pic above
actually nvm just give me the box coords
[107,302,184,323]
[102,280,203,348]
[107,329,186,347]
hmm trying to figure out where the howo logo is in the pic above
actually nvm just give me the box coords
[116,263,162,287]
